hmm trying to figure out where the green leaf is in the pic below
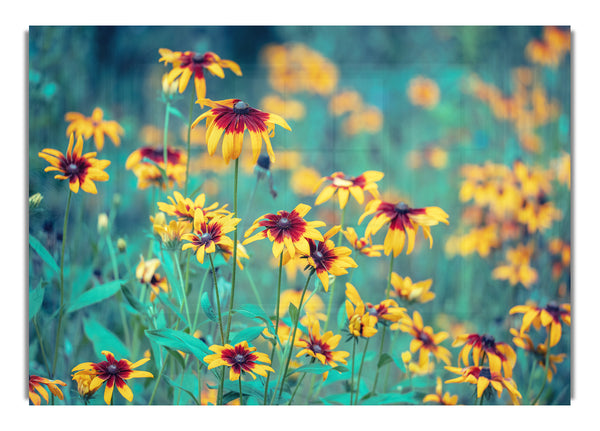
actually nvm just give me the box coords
[29,234,59,274]
[200,291,218,322]
[83,317,129,359]
[287,362,332,377]
[145,328,212,360]
[67,280,123,313]
[168,105,186,121]
[359,391,418,405]
[288,302,299,323]
[377,352,393,369]
[234,304,275,335]
[120,282,147,315]
[164,374,199,405]
[230,326,267,345]
[29,286,45,320]
[156,292,189,329]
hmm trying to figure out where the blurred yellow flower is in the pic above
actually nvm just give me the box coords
[65,107,124,151]
[407,76,440,109]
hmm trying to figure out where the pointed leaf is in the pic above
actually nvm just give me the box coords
[29,234,59,274]
[29,286,45,320]
[83,317,129,359]
[67,280,123,313]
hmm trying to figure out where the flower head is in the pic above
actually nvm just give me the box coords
[509,328,566,382]
[358,200,449,256]
[295,319,349,380]
[38,133,110,194]
[157,191,230,225]
[135,256,170,301]
[445,365,522,405]
[125,145,187,190]
[492,242,538,289]
[390,273,435,304]
[71,350,153,405]
[393,311,451,368]
[452,333,517,378]
[243,203,325,259]
[509,301,570,347]
[65,107,124,151]
[204,341,274,381]
[28,375,66,405]
[191,98,291,164]
[313,170,384,209]
[181,209,240,264]
[407,76,440,109]
[159,49,242,103]
[344,283,378,338]
[302,226,357,291]
[423,377,458,405]
[342,227,384,257]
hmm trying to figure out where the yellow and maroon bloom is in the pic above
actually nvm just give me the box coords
[157,191,230,225]
[135,256,170,301]
[313,170,384,209]
[65,107,124,151]
[191,98,291,164]
[243,203,325,259]
[159,49,242,102]
[452,333,517,378]
[303,226,357,292]
[295,319,349,380]
[204,341,274,381]
[358,200,449,256]
[39,133,110,194]
[509,301,571,347]
[342,227,384,257]
[393,311,451,368]
[510,329,566,382]
[71,350,153,405]
[445,365,522,405]
[345,283,378,338]
[423,377,458,405]
[125,145,187,190]
[365,299,407,324]
[181,209,240,265]
[125,145,187,170]
[28,375,66,405]
[390,273,435,304]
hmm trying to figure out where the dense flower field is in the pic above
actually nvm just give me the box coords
[28,26,571,406]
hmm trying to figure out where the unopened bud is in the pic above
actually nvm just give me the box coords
[117,238,127,252]
[97,213,109,234]
[29,193,43,209]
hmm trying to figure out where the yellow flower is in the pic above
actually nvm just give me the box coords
[393,311,451,368]
[445,365,522,405]
[342,227,384,257]
[157,191,230,225]
[509,301,570,347]
[313,171,384,209]
[181,210,240,264]
[344,283,378,338]
[423,377,458,405]
[295,319,349,380]
[452,333,517,378]
[65,107,124,151]
[204,341,274,381]
[407,76,440,109]
[492,242,538,288]
[135,256,170,301]
[390,273,435,304]
[29,375,67,405]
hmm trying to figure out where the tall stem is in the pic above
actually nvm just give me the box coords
[531,335,552,405]
[238,377,244,406]
[52,189,72,378]
[163,102,171,197]
[225,158,240,342]
[208,254,225,344]
[184,88,195,196]
[323,205,348,331]
[263,253,284,404]
[148,354,168,405]
[354,337,370,405]
[350,338,357,405]
[173,251,192,327]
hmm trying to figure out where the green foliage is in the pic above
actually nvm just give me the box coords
[67,280,123,313]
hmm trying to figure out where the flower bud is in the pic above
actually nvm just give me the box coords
[97,213,109,234]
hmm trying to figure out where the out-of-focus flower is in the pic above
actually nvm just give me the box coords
[342,105,384,135]
[407,76,440,109]
[390,273,435,304]
[181,210,240,264]
[492,242,538,289]
[509,329,566,382]
[29,375,66,405]
[243,204,325,259]
[342,227,384,257]
[279,288,326,321]
[444,365,522,405]
[313,171,384,209]
[516,197,562,234]
[97,213,109,234]
[444,224,500,258]
[328,90,363,116]
[29,192,43,209]
[117,238,127,252]
[39,133,111,194]
[295,319,349,380]
[393,311,451,369]
[509,301,570,347]
[548,238,571,280]
[125,145,187,190]
[365,299,407,324]
[551,152,571,189]
[125,145,187,170]
[135,256,170,301]
[260,94,305,120]
[71,350,153,405]
[359,200,449,256]
[423,377,458,405]
[159,48,241,103]
[204,341,274,381]
[452,333,517,378]
[65,107,124,151]
[192,98,291,164]
[290,167,323,196]
[157,191,229,225]
[301,226,357,291]
[525,27,570,68]
[424,146,448,169]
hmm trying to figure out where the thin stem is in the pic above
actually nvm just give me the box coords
[238,377,243,406]
[208,254,225,344]
[192,269,210,330]
[350,338,357,405]
[225,158,240,342]
[385,252,395,299]
[33,316,51,376]
[531,335,552,405]
[354,337,370,405]
[323,205,348,331]
[52,189,72,378]
[245,266,263,309]
[148,352,169,405]
[184,87,195,196]
[263,253,284,404]
[287,371,308,405]
[370,327,387,394]
[163,101,171,197]
[173,251,192,327]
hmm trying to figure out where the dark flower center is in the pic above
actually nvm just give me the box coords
[313,251,324,261]
[277,217,291,229]
[312,344,323,354]
[545,301,560,318]
[66,163,80,175]
[479,367,492,379]
[200,232,213,243]
[107,364,119,375]
[481,334,496,349]
[395,202,410,214]
[233,100,250,114]
[417,331,432,345]
[192,53,205,63]
[234,354,246,364]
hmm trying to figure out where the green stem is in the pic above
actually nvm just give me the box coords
[105,231,130,348]
[208,254,225,344]
[163,101,171,197]
[225,158,240,343]
[531,336,552,405]
[354,337,370,405]
[245,267,263,309]
[263,253,284,404]
[350,338,357,405]
[370,327,387,394]
[238,377,243,406]
[184,87,195,196]
[274,271,313,403]
[172,251,192,327]
[192,268,210,330]
[148,353,168,405]
[385,252,395,299]
[323,206,348,332]
[52,189,72,378]
[287,371,307,405]
[33,316,51,376]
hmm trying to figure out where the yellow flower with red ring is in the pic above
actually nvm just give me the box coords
[313,170,384,209]
[295,319,349,380]
[28,375,67,405]
[204,341,274,381]
[135,256,170,301]
[445,365,522,405]
[192,98,291,164]
[39,133,110,194]
[390,272,435,303]
[157,191,230,224]
[181,209,240,264]
[342,227,384,257]
[509,301,570,347]
[65,107,124,151]
[359,200,449,256]
[452,333,517,378]
[423,377,458,405]
[344,283,378,338]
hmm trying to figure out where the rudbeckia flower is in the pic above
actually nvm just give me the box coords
[423,377,458,405]
[445,365,522,405]
[510,329,566,382]
[72,372,99,401]
[452,333,517,377]
[344,283,378,338]
[28,375,66,405]
[390,273,435,304]
[65,107,124,151]
[125,145,187,170]
[243,203,325,258]
[159,48,242,102]
[295,319,349,380]
[509,301,570,347]
[38,133,110,194]
[71,350,153,405]
[157,191,230,225]
[204,341,274,381]
[313,171,384,209]
[342,227,384,257]
[278,288,326,321]
[365,299,407,324]
[492,242,538,289]
[191,98,291,164]
[358,200,449,256]
[393,311,451,368]
[152,218,191,250]
[302,226,358,291]
[181,209,240,264]
[135,256,170,301]
[125,145,187,190]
